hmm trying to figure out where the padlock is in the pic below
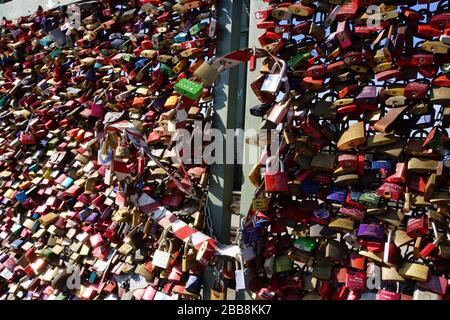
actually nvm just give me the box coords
[196,240,216,266]
[419,222,441,259]
[357,223,385,242]
[152,230,173,269]
[406,213,429,238]
[399,261,429,282]
[345,269,366,292]
[174,78,204,100]
[377,283,401,300]
[242,218,260,244]
[264,156,288,193]
[274,255,293,273]
[261,60,287,94]
[383,228,400,267]
[377,182,404,201]
[337,122,366,150]
[194,62,220,86]
[252,195,269,212]
[325,239,348,265]
[211,276,226,300]
[182,238,197,273]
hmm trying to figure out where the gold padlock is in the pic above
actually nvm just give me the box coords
[421,41,450,54]
[373,62,393,73]
[431,87,450,104]
[337,121,366,151]
[374,48,392,64]
[194,62,221,86]
[210,277,226,300]
[252,195,269,211]
[182,238,197,272]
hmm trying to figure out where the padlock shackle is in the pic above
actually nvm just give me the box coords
[184,236,193,255]
[265,155,284,174]
[158,238,173,252]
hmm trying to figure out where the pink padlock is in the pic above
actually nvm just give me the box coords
[90,233,104,249]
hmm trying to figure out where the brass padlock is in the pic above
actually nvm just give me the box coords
[337,121,366,151]
[182,238,197,273]
[194,62,221,86]
[211,277,226,300]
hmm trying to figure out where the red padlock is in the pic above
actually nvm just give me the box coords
[406,214,429,238]
[265,156,288,193]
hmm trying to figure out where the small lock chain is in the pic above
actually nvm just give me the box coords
[203,195,216,241]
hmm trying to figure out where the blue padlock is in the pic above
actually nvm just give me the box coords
[349,191,362,202]
[174,32,188,43]
[241,219,260,244]
[135,58,149,69]
[89,272,97,284]
[300,179,320,194]
[327,189,347,204]
[29,164,40,172]
[371,160,393,171]
[10,239,24,250]
[15,191,27,203]
[78,208,91,223]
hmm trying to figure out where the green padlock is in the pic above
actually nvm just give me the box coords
[442,63,450,78]
[55,293,67,300]
[175,78,204,100]
[50,48,62,59]
[0,94,8,107]
[37,247,54,259]
[48,138,60,149]
[358,192,380,208]
[294,237,317,252]
[160,63,174,77]
[11,224,23,235]
[274,255,293,273]
[122,54,133,62]
[288,52,311,69]
[312,258,333,280]
[189,23,202,36]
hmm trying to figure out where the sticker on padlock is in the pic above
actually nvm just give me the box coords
[261,59,288,94]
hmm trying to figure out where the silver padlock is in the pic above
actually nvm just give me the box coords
[440,34,450,45]
[152,234,173,269]
[261,60,287,94]
[343,232,361,249]
[263,255,275,279]
[413,288,442,300]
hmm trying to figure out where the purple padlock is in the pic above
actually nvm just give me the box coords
[355,86,378,104]
[85,212,99,224]
[357,223,385,242]
[99,207,113,222]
